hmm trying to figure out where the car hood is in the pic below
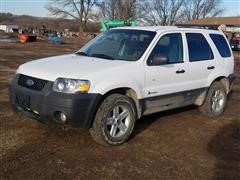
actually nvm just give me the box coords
[17,54,133,81]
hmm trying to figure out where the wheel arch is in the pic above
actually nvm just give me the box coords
[196,76,230,106]
[101,87,142,119]
[211,76,230,93]
[89,87,142,128]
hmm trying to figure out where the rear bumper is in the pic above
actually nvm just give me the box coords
[9,74,101,128]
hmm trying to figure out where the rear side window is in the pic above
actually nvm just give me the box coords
[210,34,231,57]
[186,33,214,62]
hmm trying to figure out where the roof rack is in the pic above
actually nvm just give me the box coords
[175,24,219,30]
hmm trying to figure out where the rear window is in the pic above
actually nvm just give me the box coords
[210,34,231,58]
[186,33,214,62]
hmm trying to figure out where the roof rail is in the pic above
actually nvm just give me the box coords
[175,24,219,30]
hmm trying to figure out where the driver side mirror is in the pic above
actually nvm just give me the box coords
[149,54,168,66]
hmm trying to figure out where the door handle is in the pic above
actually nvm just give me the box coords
[176,69,185,74]
[207,66,215,70]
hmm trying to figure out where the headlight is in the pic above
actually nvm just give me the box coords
[53,78,90,93]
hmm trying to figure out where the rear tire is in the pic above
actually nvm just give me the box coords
[90,94,136,146]
[199,81,227,118]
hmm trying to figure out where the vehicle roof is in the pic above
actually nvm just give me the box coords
[115,26,221,33]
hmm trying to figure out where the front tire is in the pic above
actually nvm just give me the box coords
[90,94,136,146]
[199,81,227,118]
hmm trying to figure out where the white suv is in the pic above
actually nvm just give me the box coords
[9,26,235,146]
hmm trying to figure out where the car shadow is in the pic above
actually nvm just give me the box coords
[132,105,196,138]
[208,120,240,180]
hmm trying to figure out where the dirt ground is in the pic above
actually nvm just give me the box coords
[0,37,239,180]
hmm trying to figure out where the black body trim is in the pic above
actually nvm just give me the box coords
[9,74,102,128]
[140,88,207,116]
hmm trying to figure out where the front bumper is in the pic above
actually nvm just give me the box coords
[9,74,101,128]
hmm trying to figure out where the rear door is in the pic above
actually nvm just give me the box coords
[209,33,234,77]
[185,32,216,89]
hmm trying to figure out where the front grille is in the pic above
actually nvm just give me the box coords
[18,74,48,91]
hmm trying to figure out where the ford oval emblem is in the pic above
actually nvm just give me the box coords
[26,79,34,86]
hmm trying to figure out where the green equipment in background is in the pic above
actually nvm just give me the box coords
[100,20,137,32]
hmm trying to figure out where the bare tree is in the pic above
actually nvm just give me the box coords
[45,0,98,34]
[182,0,224,21]
[139,0,184,25]
[97,0,117,19]
[97,0,137,20]
[45,0,224,32]
[118,0,137,20]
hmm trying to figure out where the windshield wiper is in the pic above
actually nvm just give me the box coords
[76,51,89,56]
[90,53,115,60]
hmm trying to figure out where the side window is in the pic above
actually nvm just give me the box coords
[148,33,183,65]
[210,34,231,57]
[186,33,214,62]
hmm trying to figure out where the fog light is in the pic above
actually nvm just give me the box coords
[54,111,67,123]
[60,112,67,122]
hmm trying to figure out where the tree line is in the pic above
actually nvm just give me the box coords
[45,0,223,33]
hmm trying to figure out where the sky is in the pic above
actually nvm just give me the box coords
[0,0,239,18]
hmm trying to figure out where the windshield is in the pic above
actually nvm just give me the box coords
[78,29,156,61]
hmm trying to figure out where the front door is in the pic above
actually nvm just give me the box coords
[144,32,189,99]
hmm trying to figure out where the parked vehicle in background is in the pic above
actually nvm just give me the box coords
[230,37,240,51]
[9,26,235,146]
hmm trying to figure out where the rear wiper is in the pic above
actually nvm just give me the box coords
[90,53,115,60]
[75,51,89,56]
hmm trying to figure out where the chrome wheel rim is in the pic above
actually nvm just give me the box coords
[211,90,225,113]
[106,105,131,138]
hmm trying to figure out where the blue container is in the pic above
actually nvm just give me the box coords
[52,36,62,45]
[48,33,61,45]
